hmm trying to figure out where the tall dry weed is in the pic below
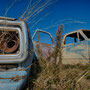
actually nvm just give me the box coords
[26,25,90,90]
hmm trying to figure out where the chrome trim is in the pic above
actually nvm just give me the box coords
[0,20,28,63]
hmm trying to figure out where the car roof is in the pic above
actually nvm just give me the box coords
[0,16,17,21]
[65,29,90,36]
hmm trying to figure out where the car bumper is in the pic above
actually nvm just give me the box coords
[0,71,27,90]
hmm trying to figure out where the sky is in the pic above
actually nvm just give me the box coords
[0,0,90,41]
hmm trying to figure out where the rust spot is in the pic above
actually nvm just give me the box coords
[4,39,19,53]
[0,75,26,82]
[0,30,19,54]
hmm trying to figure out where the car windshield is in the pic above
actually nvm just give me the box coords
[83,30,90,39]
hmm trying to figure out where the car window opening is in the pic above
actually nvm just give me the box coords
[0,30,19,54]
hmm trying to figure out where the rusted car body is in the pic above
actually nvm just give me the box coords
[33,29,90,65]
[0,16,34,90]
[32,29,54,58]
[62,29,90,65]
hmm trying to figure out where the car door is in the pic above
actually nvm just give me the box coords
[32,29,54,58]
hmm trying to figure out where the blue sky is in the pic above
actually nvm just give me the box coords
[0,0,90,38]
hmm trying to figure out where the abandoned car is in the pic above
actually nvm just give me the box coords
[62,29,90,65]
[0,16,34,90]
[33,29,90,65]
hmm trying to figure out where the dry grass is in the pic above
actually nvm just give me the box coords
[19,0,55,21]
[25,25,90,90]
[4,0,16,16]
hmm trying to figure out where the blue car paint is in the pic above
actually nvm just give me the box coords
[62,30,90,65]
[0,71,27,90]
[0,17,34,90]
